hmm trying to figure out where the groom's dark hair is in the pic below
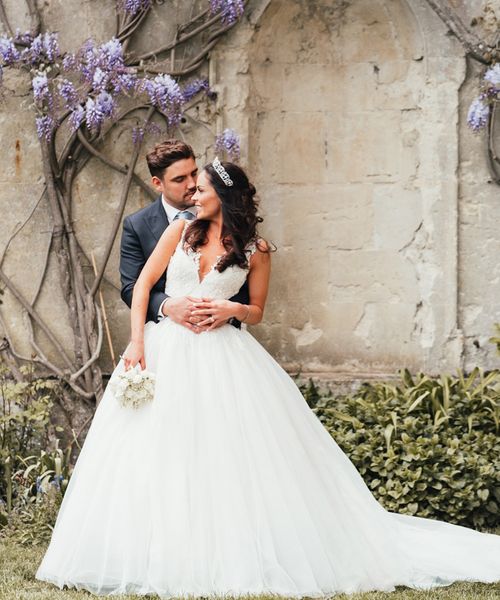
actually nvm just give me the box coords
[146,139,195,179]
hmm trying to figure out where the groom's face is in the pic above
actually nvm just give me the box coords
[152,157,198,210]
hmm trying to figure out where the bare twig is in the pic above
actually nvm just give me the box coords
[25,0,41,36]
[138,60,205,78]
[0,268,74,369]
[119,6,151,51]
[0,188,47,268]
[70,305,103,381]
[30,232,53,306]
[132,11,224,63]
[25,312,95,400]
[90,106,155,297]
[76,129,156,199]
[423,0,491,64]
[91,252,116,368]
[71,412,94,444]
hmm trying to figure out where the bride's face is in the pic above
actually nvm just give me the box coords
[192,170,222,220]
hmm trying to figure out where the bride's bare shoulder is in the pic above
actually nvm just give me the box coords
[249,238,272,268]
[159,218,186,242]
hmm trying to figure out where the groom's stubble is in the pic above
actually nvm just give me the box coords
[152,156,198,211]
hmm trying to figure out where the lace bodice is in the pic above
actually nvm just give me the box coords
[165,221,256,299]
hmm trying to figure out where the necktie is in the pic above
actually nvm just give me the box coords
[173,210,195,221]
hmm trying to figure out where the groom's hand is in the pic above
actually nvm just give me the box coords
[162,296,209,333]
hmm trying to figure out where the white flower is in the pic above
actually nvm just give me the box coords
[109,366,156,408]
[484,64,500,87]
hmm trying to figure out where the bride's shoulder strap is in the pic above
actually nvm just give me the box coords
[247,237,270,254]
[245,238,261,259]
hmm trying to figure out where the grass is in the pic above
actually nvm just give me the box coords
[1,539,499,600]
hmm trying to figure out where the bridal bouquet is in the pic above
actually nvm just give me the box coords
[109,365,156,409]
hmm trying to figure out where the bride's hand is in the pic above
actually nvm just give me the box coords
[123,340,146,370]
[191,299,237,330]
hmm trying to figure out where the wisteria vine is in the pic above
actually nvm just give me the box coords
[466,63,500,184]
[0,0,244,414]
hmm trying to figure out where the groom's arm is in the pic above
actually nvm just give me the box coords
[120,217,167,323]
[227,280,250,329]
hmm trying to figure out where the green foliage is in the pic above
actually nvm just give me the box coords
[0,362,58,512]
[0,361,71,543]
[310,368,500,529]
[301,378,322,409]
[2,445,72,545]
[2,482,63,546]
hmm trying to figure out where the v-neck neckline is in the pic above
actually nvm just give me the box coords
[190,248,225,285]
[178,222,226,285]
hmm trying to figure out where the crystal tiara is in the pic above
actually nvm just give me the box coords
[212,157,233,186]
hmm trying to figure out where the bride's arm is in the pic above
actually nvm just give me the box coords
[192,240,271,328]
[124,219,185,369]
[235,241,271,325]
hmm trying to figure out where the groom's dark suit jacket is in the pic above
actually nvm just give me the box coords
[119,195,249,324]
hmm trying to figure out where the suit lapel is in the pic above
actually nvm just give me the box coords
[145,196,169,242]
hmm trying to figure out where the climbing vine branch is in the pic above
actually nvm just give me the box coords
[0,0,244,407]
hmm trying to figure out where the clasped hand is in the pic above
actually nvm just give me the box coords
[190,298,237,330]
[164,296,234,332]
[123,297,235,370]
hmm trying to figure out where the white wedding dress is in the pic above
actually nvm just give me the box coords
[36,223,500,597]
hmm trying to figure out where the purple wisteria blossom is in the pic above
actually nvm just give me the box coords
[92,67,109,92]
[69,105,85,131]
[209,0,244,25]
[215,128,240,160]
[182,78,214,102]
[22,32,60,65]
[132,121,162,144]
[85,92,116,131]
[78,38,125,88]
[467,62,500,132]
[85,97,103,131]
[0,36,20,64]
[58,79,78,109]
[484,64,500,88]
[2,28,219,141]
[36,115,55,140]
[32,73,50,103]
[112,72,136,94]
[119,0,151,16]
[62,53,77,71]
[13,29,34,45]
[99,38,125,71]
[143,74,184,126]
[467,97,490,131]
[96,91,115,118]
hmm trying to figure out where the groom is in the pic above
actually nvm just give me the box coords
[119,139,249,331]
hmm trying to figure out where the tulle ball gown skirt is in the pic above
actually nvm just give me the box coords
[36,320,500,597]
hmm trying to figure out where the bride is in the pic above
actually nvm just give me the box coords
[36,158,500,597]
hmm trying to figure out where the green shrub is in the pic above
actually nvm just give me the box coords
[0,361,72,543]
[0,362,61,511]
[1,445,72,545]
[309,368,500,529]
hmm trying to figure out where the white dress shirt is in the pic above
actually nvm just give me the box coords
[157,196,197,319]
[161,195,197,224]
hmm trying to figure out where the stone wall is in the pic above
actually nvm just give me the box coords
[1,0,499,379]
[213,0,468,376]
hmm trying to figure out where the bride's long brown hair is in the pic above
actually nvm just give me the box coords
[184,161,269,272]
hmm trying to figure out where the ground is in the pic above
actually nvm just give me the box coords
[1,539,499,600]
